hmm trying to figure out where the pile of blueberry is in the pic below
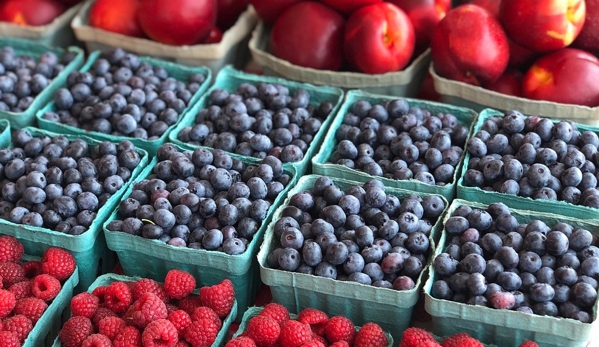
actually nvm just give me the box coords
[41,48,206,140]
[0,46,77,113]
[329,99,470,185]
[431,202,599,323]
[176,83,335,163]
[464,111,599,207]
[107,143,290,255]
[0,129,142,235]
[267,177,446,290]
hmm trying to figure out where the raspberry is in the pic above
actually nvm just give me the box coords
[9,280,32,300]
[447,337,482,347]
[164,270,196,299]
[32,274,61,301]
[131,292,168,328]
[278,320,312,347]
[71,292,100,318]
[0,236,23,263]
[22,261,42,279]
[519,342,540,347]
[176,342,191,347]
[259,303,290,327]
[191,306,221,330]
[354,323,387,347]
[184,319,219,347]
[301,340,326,347]
[41,247,76,281]
[142,319,179,347]
[92,286,108,304]
[14,297,48,322]
[168,309,192,335]
[399,328,437,347]
[247,315,281,347]
[312,334,327,345]
[98,316,127,340]
[0,289,16,318]
[166,304,180,314]
[3,315,33,342]
[325,316,356,345]
[114,326,142,347]
[298,308,328,335]
[132,278,168,303]
[199,279,235,318]
[441,333,470,347]
[178,295,202,315]
[82,334,113,347]
[92,307,118,326]
[60,316,94,347]
[330,341,350,347]
[105,281,133,314]
[0,262,26,287]
[226,336,257,347]
[0,331,20,347]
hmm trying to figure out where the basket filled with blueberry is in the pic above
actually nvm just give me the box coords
[102,142,297,319]
[424,200,599,347]
[169,65,345,175]
[0,127,149,291]
[312,89,478,200]
[459,108,599,220]
[36,48,211,155]
[258,175,448,342]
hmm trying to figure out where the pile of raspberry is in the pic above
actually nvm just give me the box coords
[0,235,77,346]
[398,327,540,347]
[59,269,235,347]
[227,304,388,347]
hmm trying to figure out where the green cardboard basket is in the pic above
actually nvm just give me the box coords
[169,65,345,176]
[36,50,212,155]
[52,273,237,347]
[456,108,599,220]
[0,127,149,292]
[233,306,394,346]
[102,142,299,321]
[311,89,478,201]
[0,38,84,130]
[0,119,11,147]
[257,174,449,342]
[424,199,599,347]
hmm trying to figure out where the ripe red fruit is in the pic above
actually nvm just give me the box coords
[89,0,144,37]
[142,319,179,347]
[353,323,387,347]
[259,303,290,327]
[104,281,133,314]
[247,315,281,347]
[278,320,312,347]
[184,318,220,347]
[399,328,437,347]
[41,247,76,281]
[325,316,356,345]
[0,0,65,26]
[131,292,169,328]
[59,316,94,347]
[164,269,196,299]
[98,316,127,340]
[32,274,61,301]
[14,297,48,323]
[199,279,235,318]
[168,309,192,335]
[0,236,23,263]
[191,306,221,330]
[2,315,33,342]
[71,292,100,318]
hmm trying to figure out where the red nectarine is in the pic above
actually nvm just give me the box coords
[484,68,523,97]
[249,0,303,25]
[89,0,144,38]
[217,0,248,30]
[390,0,451,48]
[573,0,599,53]
[320,0,383,15]
[0,0,65,26]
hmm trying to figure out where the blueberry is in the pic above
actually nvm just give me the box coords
[431,280,453,300]
[314,261,337,279]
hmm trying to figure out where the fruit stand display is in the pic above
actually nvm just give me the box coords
[0,1,595,347]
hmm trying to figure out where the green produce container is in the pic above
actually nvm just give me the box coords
[0,38,84,129]
[0,119,11,147]
[312,89,478,201]
[424,199,599,347]
[103,142,299,321]
[233,306,394,347]
[52,273,237,347]
[169,65,345,176]
[257,174,449,342]
[0,127,149,292]
[36,50,212,155]
[456,108,599,220]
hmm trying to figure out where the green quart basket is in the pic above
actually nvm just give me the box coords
[257,174,450,342]
[52,273,237,347]
[36,50,212,156]
[457,108,599,220]
[0,119,11,147]
[424,199,599,347]
[168,65,345,176]
[102,142,300,321]
[0,37,85,129]
[0,127,149,292]
[311,89,478,201]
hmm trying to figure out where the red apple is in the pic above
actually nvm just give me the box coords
[217,0,248,30]
[89,0,144,38]
[390,0,451,47]
[138,0,217,46]
[344,3,415,74]
[573,0,599,54]
[431,4,509,86]
[205,27,223,43]
[271,2,345,71]
[320,0,382,15]
[249,0,303,25]
[523,49,599,106]
[484,68,523,96]
[0,0,65,26]
[469,0,500,17]
[500,0,586,53]
[508,38,538,69]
